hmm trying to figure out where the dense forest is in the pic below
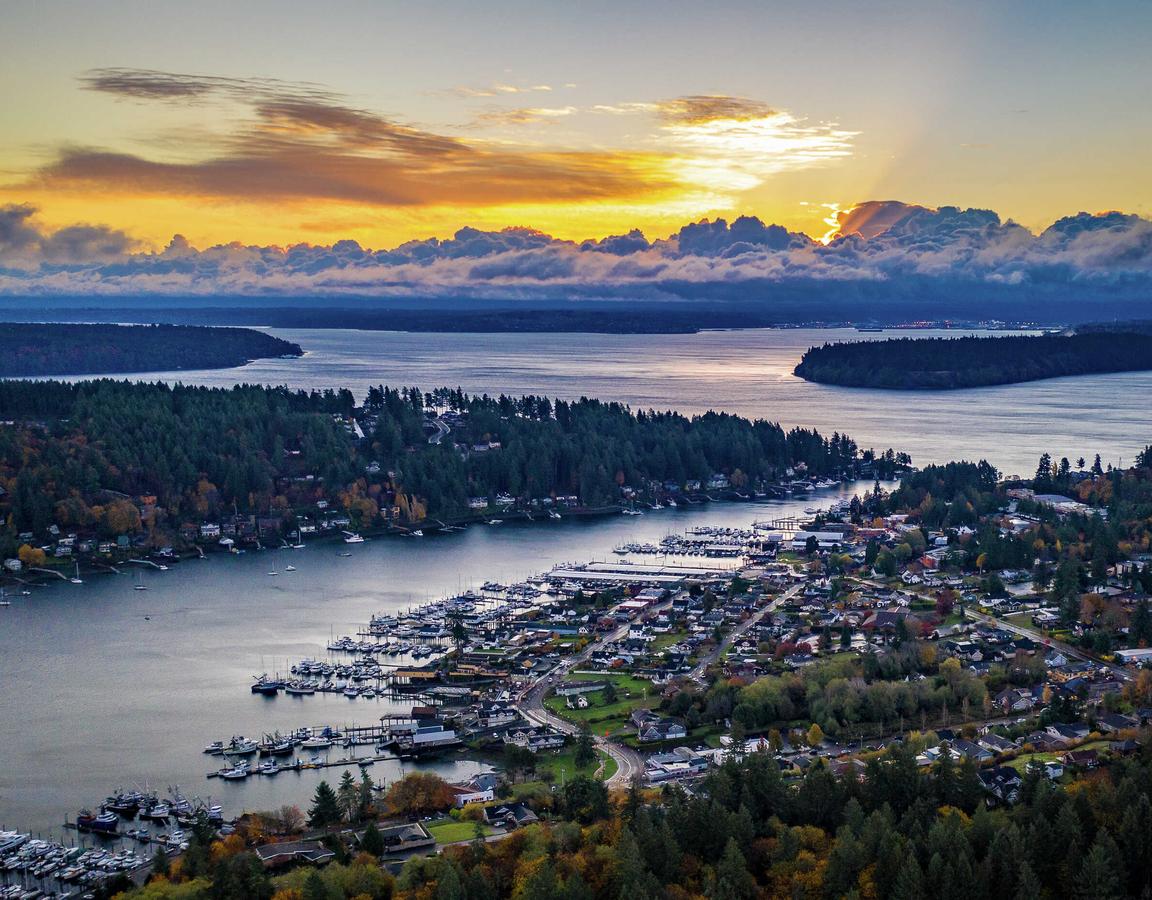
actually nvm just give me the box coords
[0,323,302,376]
[0,380,900,552]
[793,332,1152,389]
[117,745,1152,900]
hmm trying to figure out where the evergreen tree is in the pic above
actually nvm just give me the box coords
[890,855,924,900]
[336,769,359,822]
[1075,830,1124,900]
[308,779,342,828]
[149,848,170,880]
[573,722,596,769]
[360,821,384,857]
[711,838,756,900]
[1014,861,1042,900]
[302,871,328,900]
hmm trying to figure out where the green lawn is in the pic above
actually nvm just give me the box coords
[511,748,615,794]
[649,631,692,652]
[427,820,492,844]
[1004,751,1061,773]
[545,674,657,735]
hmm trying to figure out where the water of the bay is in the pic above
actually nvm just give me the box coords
[4,324,1150,835]
[126,327,1150,477]
[0,485,857,836]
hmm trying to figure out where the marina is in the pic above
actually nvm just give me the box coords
[3,484,852,834]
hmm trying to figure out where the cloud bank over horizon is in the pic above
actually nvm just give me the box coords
[1,200,1150,302]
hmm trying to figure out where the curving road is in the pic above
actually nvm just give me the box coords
[515,600,669,788]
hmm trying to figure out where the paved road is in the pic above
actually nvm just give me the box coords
[516,600,671,788]
[965,607,1133,682]
[846,575,1133,683]
[427,418,451,445]
[689,582,803,682]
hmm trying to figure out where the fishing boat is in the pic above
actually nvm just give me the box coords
[250,675,281,695]
[104,792,142,815]
[139,802,170,822]
[228,737,260,755]
[77,810,119,833]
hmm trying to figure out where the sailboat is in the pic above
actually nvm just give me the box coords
[70,562,84,584]
[133,571,148,591]
[0,587,10,607]
[285,564,296,572]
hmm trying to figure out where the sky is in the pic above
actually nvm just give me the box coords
[0,1,1150,298]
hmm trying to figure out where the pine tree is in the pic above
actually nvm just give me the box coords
[574,722,596,769]
[1014,861,1042,900]
[360,821,384,857]
[712,838,756,900]
[891,856,925,900]
[308,780,342,828]
[302,871,327,900]
[150,848,170,880]
[336,770,359,822]
[1075,830,1123,900]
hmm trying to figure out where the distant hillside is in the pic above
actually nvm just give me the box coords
[0,323,302,376]
[793,331,1152,389]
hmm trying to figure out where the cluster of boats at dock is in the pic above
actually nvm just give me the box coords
[613,525,765,558]
[0,789,230,897]
[76,788,223,840]
[0,832,147,896]
[202,719,462,778]
[203,728,382,778]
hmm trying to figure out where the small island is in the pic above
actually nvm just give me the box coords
[793,331,1152,390]
[0,323,302,376]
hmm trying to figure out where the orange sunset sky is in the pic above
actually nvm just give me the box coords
[2,0,1150,253]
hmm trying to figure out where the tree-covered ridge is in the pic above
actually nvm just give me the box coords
[0,322,302,376]
[793,332,1152,389]
[117,745,1152,900]
[0,380,899,549]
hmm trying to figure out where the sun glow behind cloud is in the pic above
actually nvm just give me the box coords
[663,111,858,195]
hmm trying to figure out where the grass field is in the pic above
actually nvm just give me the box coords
[545,673,657,735]
[427,820,492,844]
[510,747,616,796]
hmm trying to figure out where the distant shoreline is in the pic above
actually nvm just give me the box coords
[793,331,1152,390]
[0,322,302,377]
[0,305,1051,336]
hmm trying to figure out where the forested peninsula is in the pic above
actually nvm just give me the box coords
[0,323,302,376]
[793,331,1152,389]
[0,379,906,555]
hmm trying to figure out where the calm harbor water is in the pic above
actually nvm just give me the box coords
[0,486,857,836]
[128,327,1150,478]
[4,325,1150,835]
